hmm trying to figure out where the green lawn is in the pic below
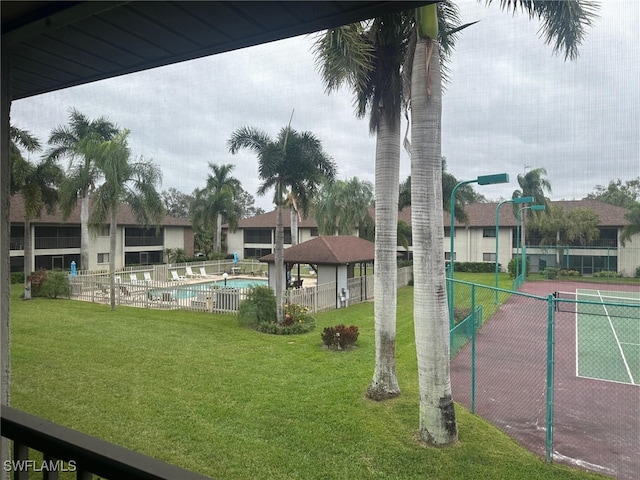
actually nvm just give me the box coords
[10,284,605,480]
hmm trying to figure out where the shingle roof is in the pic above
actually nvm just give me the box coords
[259,235,375,265]
[9,194,190,227]
[234,200,629,232]
[401,200,630,228]
[235,209,318,228]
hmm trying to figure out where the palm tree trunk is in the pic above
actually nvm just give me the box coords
[366,109,401,400]
[23,218,33,300]
[411,36,457,445]
[213,212,222,252]
[274,204,285,323]
[109,208,117,311]
[80,192,90,270]
[290,206,298,246]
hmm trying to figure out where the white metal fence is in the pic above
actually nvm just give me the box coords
[68,263,413,315]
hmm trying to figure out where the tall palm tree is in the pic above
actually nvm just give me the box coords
[10,127,62,299]
[313,177,373,235]
[228,125,336,323]
[46,108,118,271]
[85,130,164,310]
[512,167,552,210]
[399,159,486,222]
[315,13,412,400]
[512,166,553,249]
[192,163,241,254]
[409,0,598,446]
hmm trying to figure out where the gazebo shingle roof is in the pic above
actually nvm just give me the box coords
[259,235,375,265]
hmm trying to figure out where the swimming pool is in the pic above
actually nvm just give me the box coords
[150,278,268,300]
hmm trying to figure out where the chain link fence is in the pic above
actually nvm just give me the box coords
[449,279,640,480]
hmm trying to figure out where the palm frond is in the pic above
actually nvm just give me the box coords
[489,0,600,60]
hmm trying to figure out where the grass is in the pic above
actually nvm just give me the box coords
[9,283,606,480]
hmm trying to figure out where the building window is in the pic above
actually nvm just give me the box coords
[483,252,496,262]
[310,227,318,237]
[444,227,451,237]
[445,252,456,261]
[98,225,110,237]
[97,253,109,264]
[483,228,496,238]
[244,229,271,244]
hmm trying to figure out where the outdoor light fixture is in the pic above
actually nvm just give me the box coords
[494,196,534,303]
[449,172,509,330]
[222,271,228,286]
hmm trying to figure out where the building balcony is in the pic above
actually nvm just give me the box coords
[1,406,212,480]
[34,237,81,250]
[124,236,164,247]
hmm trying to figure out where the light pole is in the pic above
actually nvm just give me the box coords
[515,204,546,280]
[449,173,509,329]
[494,196,533,304]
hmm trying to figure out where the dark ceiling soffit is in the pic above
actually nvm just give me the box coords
[2,1,435,100]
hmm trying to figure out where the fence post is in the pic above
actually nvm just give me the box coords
[471,284,476,414]
[545,293,555,463]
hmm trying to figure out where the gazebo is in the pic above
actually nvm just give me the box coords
[259,235,375,308]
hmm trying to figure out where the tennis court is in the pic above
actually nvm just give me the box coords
[451,280,640,479]
[556,289,640,386]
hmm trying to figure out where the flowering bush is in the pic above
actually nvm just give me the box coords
[282,303,310,326]
[321,324,359,350]
[239,292,316,335]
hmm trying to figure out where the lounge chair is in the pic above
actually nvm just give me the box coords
[199,267,213,278]
[129,273,140,284]
[143,272,153,284]
[185,266,200,278]
[147,291,161,301]
[170,270,185,282]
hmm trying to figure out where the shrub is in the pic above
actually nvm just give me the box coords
[39,270,71,299]
[454,262,497,273]
[542,267,558,279]
[28,268,48,297]
[321,324,359,350]
[453,307,472,325]
[507,258,528,278]
[11,272,24,284]
[239,288,315,335]
[636,266,640,278]
[238,286,276,328]
[559,269,580,277]
[594,270,621,278]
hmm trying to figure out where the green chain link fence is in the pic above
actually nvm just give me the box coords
[448,279,640,479]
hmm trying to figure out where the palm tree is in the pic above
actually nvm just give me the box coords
[85,130,164,310]
[399,159,486,222]
[228,125,336,323]
[192,163,241,254]
[314,177,373,235]
[620,204,640,247]
[512,166,553,249]
[315,14,413,400]
[10,127,62,299]
[409,0,598,446]
[46,108,118,271]
[512,167,552,210]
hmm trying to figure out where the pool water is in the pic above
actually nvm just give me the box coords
[150,278,268,300]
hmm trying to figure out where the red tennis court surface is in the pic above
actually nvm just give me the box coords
[451,281,639,480]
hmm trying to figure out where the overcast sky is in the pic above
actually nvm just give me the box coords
[11,0,639,212]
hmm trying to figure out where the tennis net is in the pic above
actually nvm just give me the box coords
[554,290,640,320]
